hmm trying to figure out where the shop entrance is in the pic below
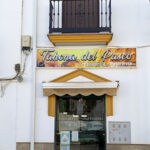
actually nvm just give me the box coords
[55,94,106,150]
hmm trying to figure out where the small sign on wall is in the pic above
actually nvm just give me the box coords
[37,48,136,68]
[109,121,131,144]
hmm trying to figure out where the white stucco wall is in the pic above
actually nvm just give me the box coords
[0,0,150,149]
[0,0,22,149]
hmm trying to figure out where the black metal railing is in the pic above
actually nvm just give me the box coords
[49,0,111,33]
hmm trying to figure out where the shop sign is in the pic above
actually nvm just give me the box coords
[37,48,136,68]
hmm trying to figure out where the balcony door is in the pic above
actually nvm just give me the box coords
[55,95,106,150]
[62,0,99,31]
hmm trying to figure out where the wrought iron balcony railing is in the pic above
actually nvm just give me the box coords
[49,0,111,33]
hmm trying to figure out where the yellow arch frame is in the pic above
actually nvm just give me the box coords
[48,69,113,117]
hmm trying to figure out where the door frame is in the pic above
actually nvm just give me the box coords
[54,94,107,150]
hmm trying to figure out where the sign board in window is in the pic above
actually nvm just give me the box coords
[60,131,70,150]
[71,131,79,142]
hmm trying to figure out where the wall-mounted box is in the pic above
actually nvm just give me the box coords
[109,121,131,144]
[22,35,31,48]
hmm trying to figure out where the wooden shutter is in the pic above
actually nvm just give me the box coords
[62,0,99,29]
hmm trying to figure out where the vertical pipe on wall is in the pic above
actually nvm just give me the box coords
[30,0,37,149]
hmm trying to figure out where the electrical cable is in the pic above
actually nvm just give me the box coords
[19,53,28,76]
[0,53,29,81]
[0,81,11,97]
[0,72,20,81]
[0,52,30,97]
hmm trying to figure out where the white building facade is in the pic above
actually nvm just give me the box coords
[0,0,150,150]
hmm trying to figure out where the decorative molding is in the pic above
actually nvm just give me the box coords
[46,69,116,117]
[50,69,111,82]
[47,33,113,46]
[43,82,118,89]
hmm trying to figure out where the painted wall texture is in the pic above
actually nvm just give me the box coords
[0,0,150,150]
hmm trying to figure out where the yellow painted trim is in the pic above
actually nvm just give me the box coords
[47,33,113,45]
[50,69,111,82]
[106,95,113,116]
[48,95,55,117]
[48,69,114,117]
[48,95,113,117]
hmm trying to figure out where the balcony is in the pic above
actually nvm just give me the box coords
[48,0,113,45]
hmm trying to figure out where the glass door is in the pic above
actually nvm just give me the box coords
[55,95,106,150]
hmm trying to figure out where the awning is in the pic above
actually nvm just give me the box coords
[42,82,118,96]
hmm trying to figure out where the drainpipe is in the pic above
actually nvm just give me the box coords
[30,0,37,149]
